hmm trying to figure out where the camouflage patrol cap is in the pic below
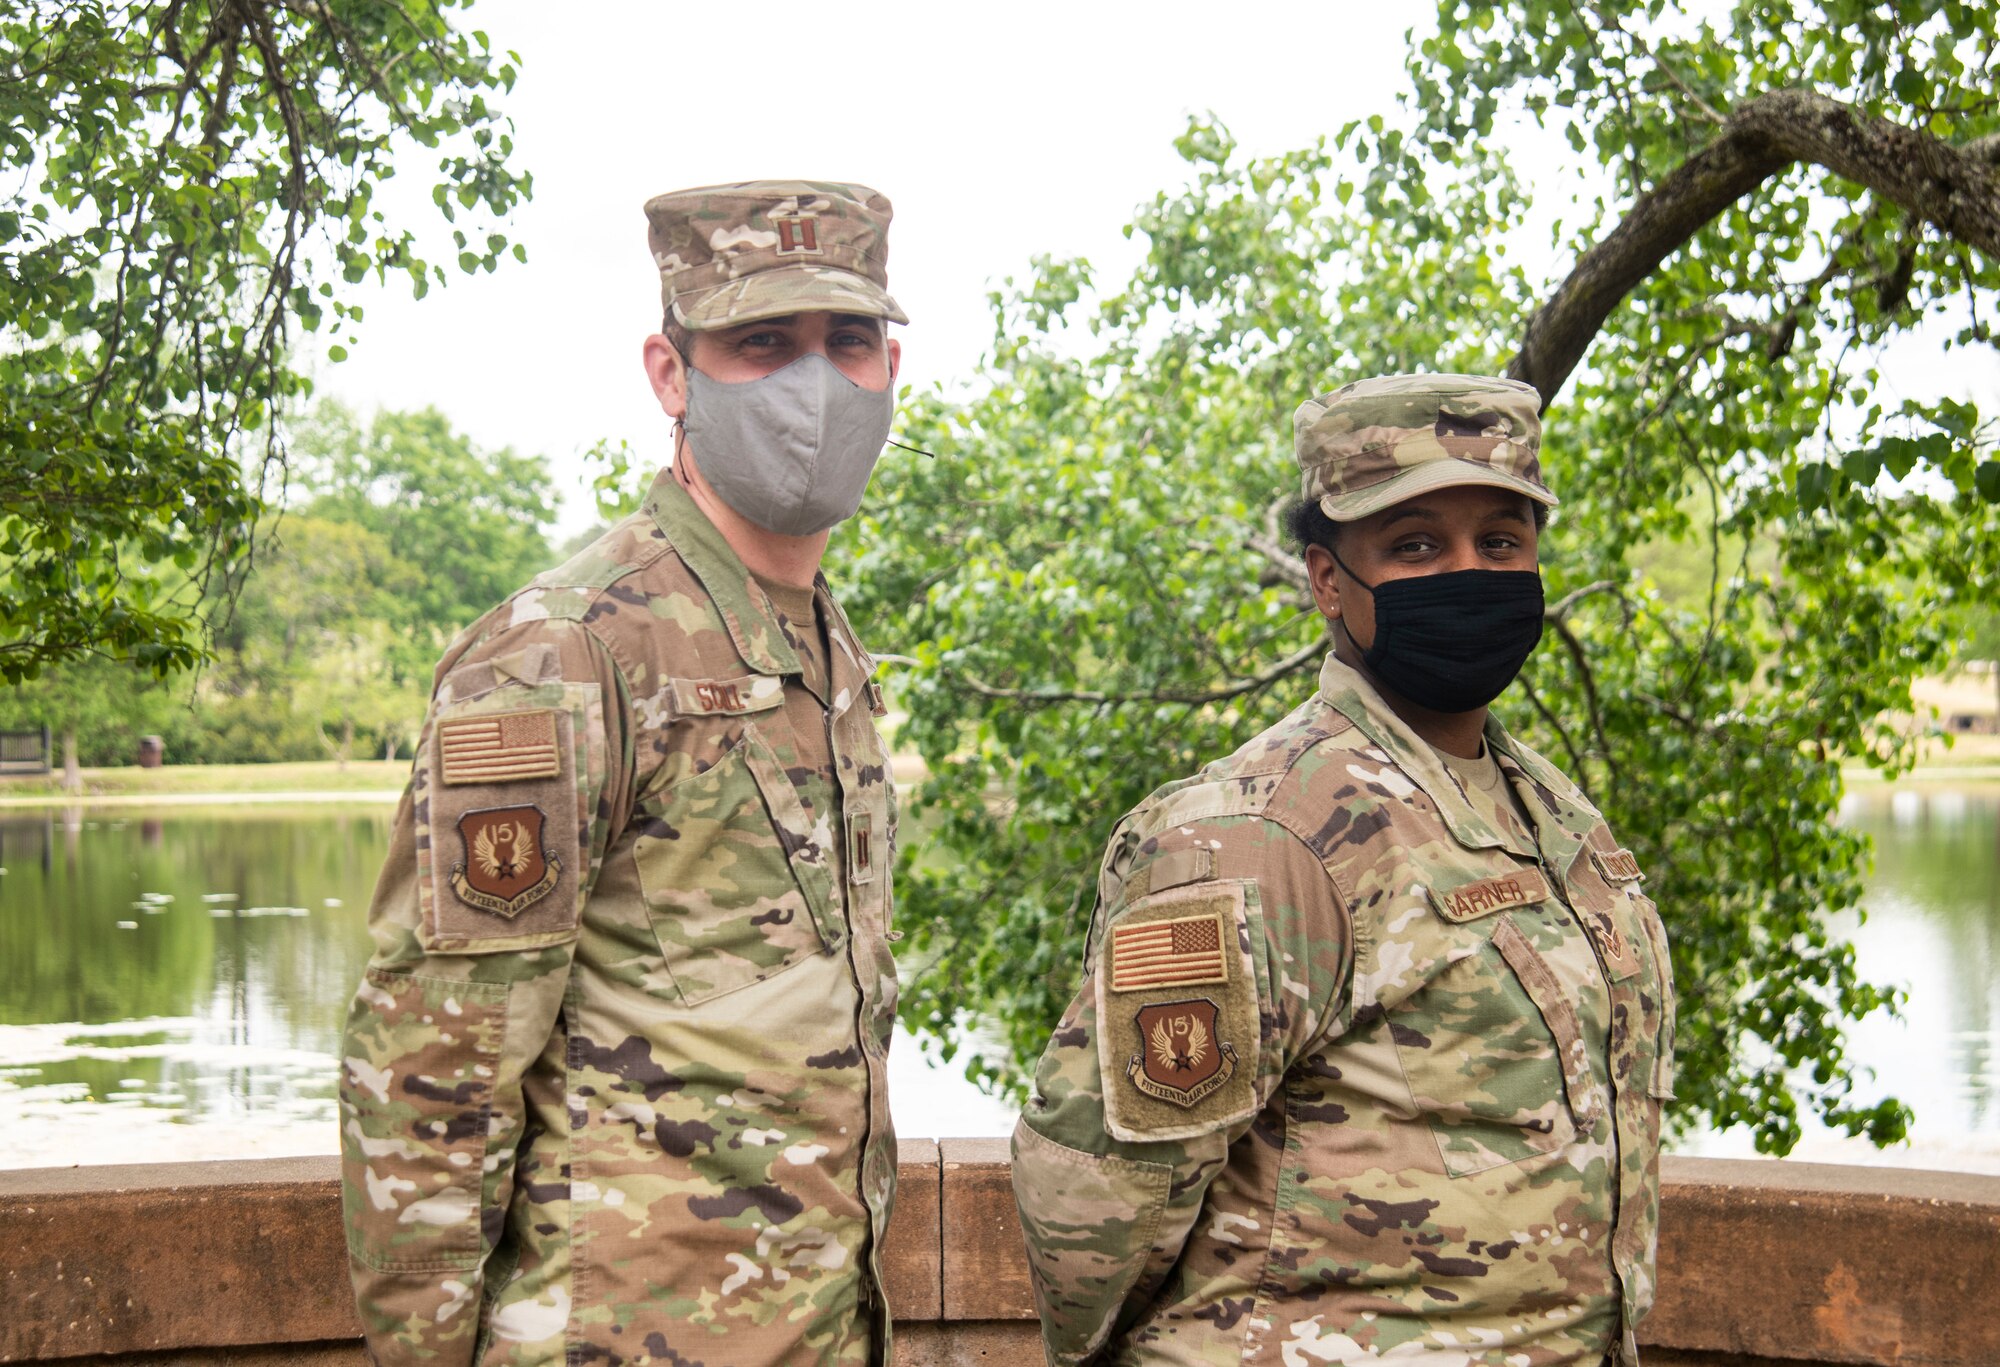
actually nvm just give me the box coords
[1296,373,1558,522]
[643,179,908,332]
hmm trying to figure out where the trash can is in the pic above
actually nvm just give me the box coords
[137,735,164,769]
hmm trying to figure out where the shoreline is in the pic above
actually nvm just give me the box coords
[0,789,403,809]
[2,769,1994,810]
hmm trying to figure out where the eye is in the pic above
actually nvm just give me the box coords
[831,328,879,349]
[738,330,785,349]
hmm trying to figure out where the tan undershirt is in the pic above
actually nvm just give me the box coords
[754,574,844,873]
[1437,740,1538,851]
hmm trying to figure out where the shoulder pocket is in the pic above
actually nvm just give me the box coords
[633,723,841,1005]
[1097,878,1261,1143]
[418,678,600,955]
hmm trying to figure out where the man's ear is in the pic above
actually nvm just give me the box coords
[1304,544,1343,622]
[887,335,901,386]
[642,334,689,420]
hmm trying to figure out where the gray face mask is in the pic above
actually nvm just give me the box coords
[682,352,895,537]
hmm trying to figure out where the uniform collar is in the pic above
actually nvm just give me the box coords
[644,469,798,677]
[1317,653,1589,863]
[644,468,878,713]
[1485,720,1596,872]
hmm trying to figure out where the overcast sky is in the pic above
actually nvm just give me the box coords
[314,1,1429,534]
[315,1,1996,538]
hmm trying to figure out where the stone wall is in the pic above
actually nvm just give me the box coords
[3,1146,1995,1366]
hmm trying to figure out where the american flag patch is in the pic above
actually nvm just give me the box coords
[1109,912,1229,994]
[437,709,561,786]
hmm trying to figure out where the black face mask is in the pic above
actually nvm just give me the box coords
[1330,552,1545,714]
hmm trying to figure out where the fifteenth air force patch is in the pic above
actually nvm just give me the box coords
[1128,998,1237,1107]
[450,804,561,918]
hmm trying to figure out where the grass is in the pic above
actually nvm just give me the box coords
[0,759,407,801]
[1842,731,2000,783]
[0,728,1990,805]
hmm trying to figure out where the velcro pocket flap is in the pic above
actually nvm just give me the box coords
[669,674,786,718]
[1491,916,1599,1127]
[1430,868,1552,923]
[1128,846,1214,900]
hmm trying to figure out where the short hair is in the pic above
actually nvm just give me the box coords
[661,312,696,359]
[1284,494,1548,555]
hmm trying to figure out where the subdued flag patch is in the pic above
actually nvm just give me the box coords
[1110,912,1228,993]
[438,709,560,786]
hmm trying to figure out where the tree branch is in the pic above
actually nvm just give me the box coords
[954,634,1326,708]
[1510,87,2000,403]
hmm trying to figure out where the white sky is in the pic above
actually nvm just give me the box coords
[314,0,1428,536]
[314,0,1997,539]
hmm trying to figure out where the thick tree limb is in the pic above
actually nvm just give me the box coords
[1510,88,2000,403]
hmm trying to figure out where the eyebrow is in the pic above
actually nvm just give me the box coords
[722,312,881,337]
[1377,501,1531,531]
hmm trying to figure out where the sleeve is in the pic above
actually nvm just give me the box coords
[1010,819,1350,1366]
[336,619,632,1367]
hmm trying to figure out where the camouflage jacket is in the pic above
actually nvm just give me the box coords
[1012,654,1675,1366]
[338,471,900,1367]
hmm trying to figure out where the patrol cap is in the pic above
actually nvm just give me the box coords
[643,179,908,332]
[1295,373,1558,522]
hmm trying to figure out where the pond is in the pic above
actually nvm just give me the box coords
[0,787,1994,1171]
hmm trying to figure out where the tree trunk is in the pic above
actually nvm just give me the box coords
[61,727,79,795]
[339,716,353,773]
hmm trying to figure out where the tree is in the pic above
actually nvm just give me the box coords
[0,654,173,788]
[210,511,424,765]
[0,0,530,682]
[846,1,1998,1153]
[291,400,555,677]
[192,399,555,761]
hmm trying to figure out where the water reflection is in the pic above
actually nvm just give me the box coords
[1841,786,2000,1136]
[2,791,1994,1169]
[0,802,1014,1167]
[0,805,392,1165]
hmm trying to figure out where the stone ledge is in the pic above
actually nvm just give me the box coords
[2,1151,1995,1365]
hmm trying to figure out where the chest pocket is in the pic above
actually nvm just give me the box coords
[1391,870,1601,1178]
[632,719,843,1005]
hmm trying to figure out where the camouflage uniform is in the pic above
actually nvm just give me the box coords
[1012,376,1675,1366]
[338,183,905,1367]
